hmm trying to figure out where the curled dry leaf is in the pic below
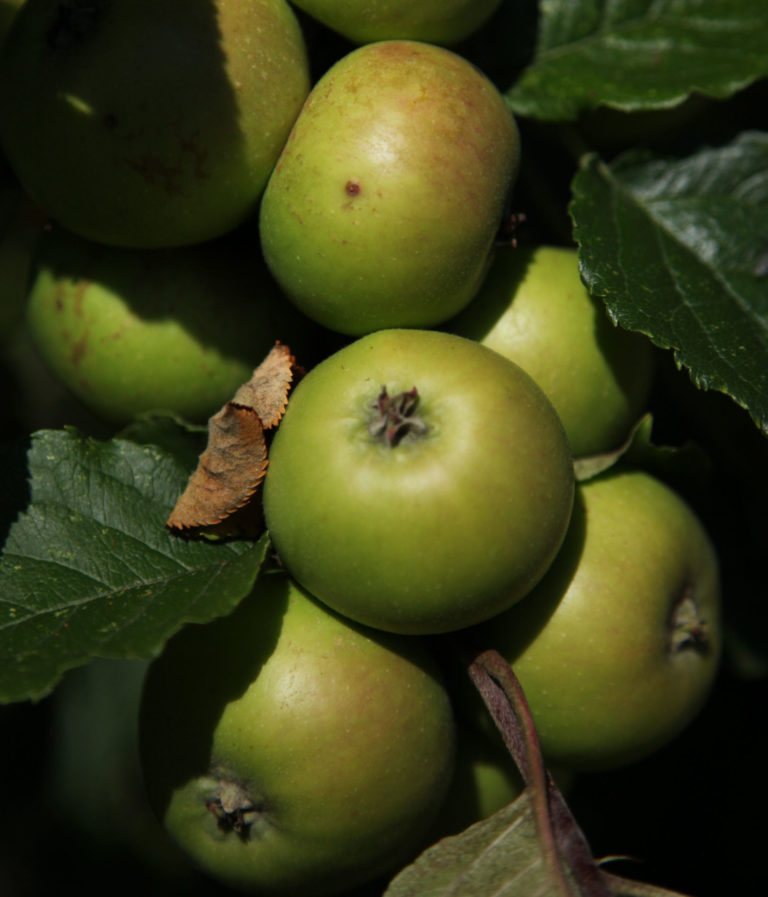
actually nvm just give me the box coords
[231,342,303,430]
[166,343,302,534]
[166,402,267,531]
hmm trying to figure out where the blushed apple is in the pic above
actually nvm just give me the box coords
[139,573,456,896]
[259,40,520,335]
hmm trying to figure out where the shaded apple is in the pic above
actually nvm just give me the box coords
[290,0,503,46]
[0,0,310,247]
[139,572,456,896]
[468,468,721,771]
[429,725,523,841]
[445,245,654,457]
[25,224,317,425]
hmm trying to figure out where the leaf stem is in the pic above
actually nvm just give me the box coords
[468,648,613,897]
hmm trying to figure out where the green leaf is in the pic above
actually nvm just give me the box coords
[506,0,768,120]
[384,799,695,897]
[570,131,768,435]
[384,794,567,897]
[573,415,713,494]
[118,411,208,471]
[573,415,655,482]
[383,646,697,897]
[0,428,268,704]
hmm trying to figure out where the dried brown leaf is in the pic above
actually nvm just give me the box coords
[231,342,303,429]
[166,403,267,531]
[165,342,303,536]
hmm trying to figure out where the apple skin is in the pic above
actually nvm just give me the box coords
[259,40,520,335]
[429,725,523,841]
[25,225,316,425]
[0,0,310,248]
[445,245,654,457]
[289,0,503,46]
[263,328,575,636]
[433,736,575,840]
[468,468,721,771]
[139,573,457,897]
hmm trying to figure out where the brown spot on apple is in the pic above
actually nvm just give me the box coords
[73,281,89,318]
[70,333,88,366]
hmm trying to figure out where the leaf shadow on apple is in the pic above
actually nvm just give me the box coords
[446,489,587,745]
[467,464,721,774]
[138,580,290,823]
[443,243,655,458]
[25,223,326,427]
[441,244,538,342]
[0,0,311,248]
[480,484,588,660]
[138,571,457,896]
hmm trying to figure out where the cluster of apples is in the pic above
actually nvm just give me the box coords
[1,1,722,896]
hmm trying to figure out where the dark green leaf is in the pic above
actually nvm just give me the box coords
[571,131,768,435]
[118,412,208,471]
[506,0,768,120]
[0,428,268,704]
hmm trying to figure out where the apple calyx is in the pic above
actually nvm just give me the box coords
[368,386,428,446]
[670,591,709,652]
[205,778,261,837]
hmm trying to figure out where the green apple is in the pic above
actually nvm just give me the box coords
[430,726,523,840]
[0,0,310,248]
[289,0,503,46]
[25,225,316,425]
[263,328,575,635]
[259,40,520,335]
[425,719,576,842]
[139,573,456,896]
[469,468,721,771]
[445,245,654,457]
